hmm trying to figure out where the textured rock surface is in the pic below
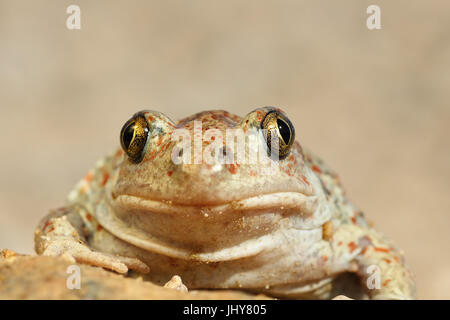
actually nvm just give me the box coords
[0,250,270,300]
[1,1,448,299]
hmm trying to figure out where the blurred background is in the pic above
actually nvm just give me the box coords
[0,0,448,299]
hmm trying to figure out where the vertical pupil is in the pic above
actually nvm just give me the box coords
[277,119,291,144]
[123,123,135,149]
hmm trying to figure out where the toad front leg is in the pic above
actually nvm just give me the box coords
[34,206,150,274]
[332,223,416,299]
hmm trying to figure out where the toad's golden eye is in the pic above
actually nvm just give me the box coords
[120,114,149,163]
[261,110,295,160]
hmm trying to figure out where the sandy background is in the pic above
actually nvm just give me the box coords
[0,0,448,299]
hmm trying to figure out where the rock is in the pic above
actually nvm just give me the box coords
[332,295,353,300]
[164,275,189,293]
[0,249,270,300]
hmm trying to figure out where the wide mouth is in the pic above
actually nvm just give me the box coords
[112,191,318,216]
[97,192,326,262]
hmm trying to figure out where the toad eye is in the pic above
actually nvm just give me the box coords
[261,110,295,160]
[120,114,149,163]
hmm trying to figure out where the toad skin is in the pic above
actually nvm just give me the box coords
[35,107,416,299]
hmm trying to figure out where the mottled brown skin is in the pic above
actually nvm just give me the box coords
[35,107,416,299]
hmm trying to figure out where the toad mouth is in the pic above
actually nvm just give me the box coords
[96,192,325,261]
[113,192,317,216]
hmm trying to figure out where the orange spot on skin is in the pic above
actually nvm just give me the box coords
[374,247,390,253]
[161,142,171,152]
[348,241,358,253]
[86,213,93,222]
[322,255,328,262]
[149,150,157,160]
[361,246,369,255]
[148,115,154,121]
[394,256,401,263]
[115,149,123,158]
[351,216,357,224]
[97,225,103,231]
[47,226,55,233]
[384,258,392,264]
[101,172,110,186]
[337,241,343,246]
[43,220,53,231]
[301,175,310,185]
[43,220,51,228]
[311,165,322,174]
[227,164,239,174]
[167,170,173,177]
[84,173,93,182]
[383,279,391,286]
[256,111,265,121]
